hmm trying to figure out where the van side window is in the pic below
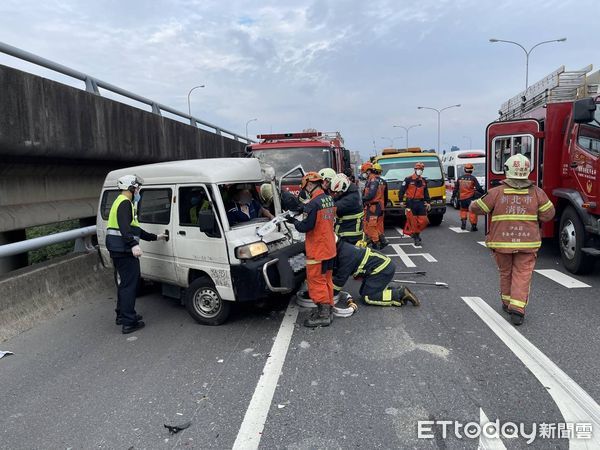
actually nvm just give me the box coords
[492,135,534,173]
[137,189,172,225]
[100,190,120,220]
[179,186,212,226]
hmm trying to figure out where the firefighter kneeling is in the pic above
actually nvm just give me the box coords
[333,238,420,307]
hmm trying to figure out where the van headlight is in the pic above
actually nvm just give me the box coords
[235,242,268,260]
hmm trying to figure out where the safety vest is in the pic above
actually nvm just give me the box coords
[305,188,337,262]
[473,184,555,253]
[106,194,142,253]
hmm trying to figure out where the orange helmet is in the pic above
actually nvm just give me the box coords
[414,162,425,170]
[300,171,322,189]
[360,162,374,173]
[464,163,474,172]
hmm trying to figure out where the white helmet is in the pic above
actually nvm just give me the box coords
[117,174,143,192]
[504,154,531,179]
[330,173,351,193]
[259,183,273,204]
[318,167,336,182]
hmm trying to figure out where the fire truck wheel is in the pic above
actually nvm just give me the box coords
[559,206,594,274]
[428,213,444,226]
[185,276,232,325]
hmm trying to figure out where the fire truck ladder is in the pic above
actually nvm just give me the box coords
[499,65,600,120]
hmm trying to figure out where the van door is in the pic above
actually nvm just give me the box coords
[486,119,541,191]
[174,185,230,287]
[136,186,178,283]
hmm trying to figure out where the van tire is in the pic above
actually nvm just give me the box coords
[428,214,444,226]
[184,277,231,325]
[559,207,594,274]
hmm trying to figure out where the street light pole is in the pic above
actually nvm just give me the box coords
[417,104,461,153]
[489,38,567,90]
[245,118,258,139]
[187,84,205,124]
[380,136,403,147]
[393,124,421,150]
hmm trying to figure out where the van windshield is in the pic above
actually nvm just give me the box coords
[252,147,331,178]
[219,183,274,228]
[379,157,443,181]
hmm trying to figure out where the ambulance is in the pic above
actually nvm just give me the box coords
[441,150,486,208]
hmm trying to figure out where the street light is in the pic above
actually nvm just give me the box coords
[489,37,567,90]
[417,104,461,153]
[462,135,472,149]
[393,124,421,150]
[245,118,258,139]
[380,136,403,147]
[187,84,206,124]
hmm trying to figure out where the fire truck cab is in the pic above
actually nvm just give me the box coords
[246,131,351,192]
[486,65,600,273]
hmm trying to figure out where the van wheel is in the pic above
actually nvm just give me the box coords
[184,277,231,325]
[559,206,593,274]
[428,214,444,226]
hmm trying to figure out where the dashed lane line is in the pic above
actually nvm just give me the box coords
[232,302,299,450]
[534,269,591,289]
[462,297,600,449]
[449,226,471,234]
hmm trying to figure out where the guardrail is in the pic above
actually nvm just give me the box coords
[0,226,96,258]
[0,41,255,144]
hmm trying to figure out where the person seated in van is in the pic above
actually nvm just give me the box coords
[227,186,274,225]
[259,183,276,216]
[189,189,211,225]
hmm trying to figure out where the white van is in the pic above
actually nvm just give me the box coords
[441,150,486,208]
[97,158,306,325]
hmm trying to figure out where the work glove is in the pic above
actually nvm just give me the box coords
[132,245,143,257]
[157,233,168,241]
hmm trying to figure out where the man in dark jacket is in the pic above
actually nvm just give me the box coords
[106,174,167,334]
[333,238,420,307]
[330,173,364,245]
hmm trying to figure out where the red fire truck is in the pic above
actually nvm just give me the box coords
[486,65,600,273]
[246,131,351,192]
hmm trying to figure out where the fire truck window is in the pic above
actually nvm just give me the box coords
[513,136,533,161]
[493,137,512,172]
[578,124,600,155]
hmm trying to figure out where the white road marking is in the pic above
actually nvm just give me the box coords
[477,241,487,247]
[389,243,438,268]
[232,302,299,450]
[535,269,591,289]
[449,227,470,233]
[462,297,600,449]
[479,408,507,450]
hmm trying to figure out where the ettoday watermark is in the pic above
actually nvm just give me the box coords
[418,420,593,444]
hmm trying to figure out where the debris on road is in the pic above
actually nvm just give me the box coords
[0,351,14,359]
[164,421,191,434]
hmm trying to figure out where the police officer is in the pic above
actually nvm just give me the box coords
[451,163,485,231]
[106,175,167,334]
[333,238,419,307]
[330,173,364,245]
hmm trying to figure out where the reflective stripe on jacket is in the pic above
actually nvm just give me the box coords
[332,241,392,290]
[335,184,364,238]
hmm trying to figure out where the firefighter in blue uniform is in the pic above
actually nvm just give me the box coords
[330,173,364,245]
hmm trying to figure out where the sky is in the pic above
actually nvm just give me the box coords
[1,0,598,161]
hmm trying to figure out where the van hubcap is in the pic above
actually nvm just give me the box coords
[560,220,576,260]
[193,288,221,318]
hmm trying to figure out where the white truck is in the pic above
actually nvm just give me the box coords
[441,150,486,208]
[97,158,306,325]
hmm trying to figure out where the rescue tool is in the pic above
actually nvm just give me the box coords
[395,271,426,276]
[393,279,449,288]
[256,211,293,237]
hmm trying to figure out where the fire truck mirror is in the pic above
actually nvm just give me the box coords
[573,97,596,124]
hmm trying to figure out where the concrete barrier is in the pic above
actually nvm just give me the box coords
[0,251,113,342]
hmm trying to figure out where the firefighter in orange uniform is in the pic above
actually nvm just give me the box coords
[470,154,555,326]
[287,172,337,327]
[399,162,431,246]
[361,162,388,249]
[372,163,389,247]
[451,162,485,231]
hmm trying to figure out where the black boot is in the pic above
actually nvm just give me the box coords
[122,320,145,334]
[379,234,389,249]
[413,234,422,247]
[471,223,478,232]
[510,312,524,326]
[461,219,467,230]
[304,304,333,327]
[116,314,143,325]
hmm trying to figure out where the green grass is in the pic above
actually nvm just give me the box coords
[26,220,80,264]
